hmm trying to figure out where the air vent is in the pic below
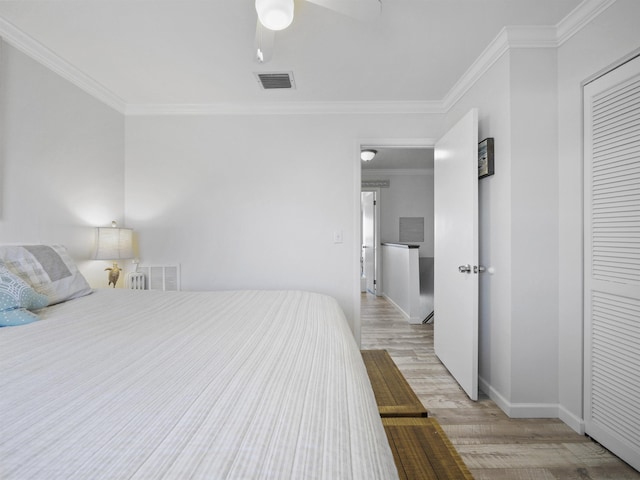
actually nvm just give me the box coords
[255,72,296,90]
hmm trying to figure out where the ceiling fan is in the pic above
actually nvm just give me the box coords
[254,0,382,63]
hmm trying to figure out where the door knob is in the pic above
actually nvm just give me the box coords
[458,264,471,273]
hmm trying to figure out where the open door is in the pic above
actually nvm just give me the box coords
[361,190,378,295]
[434,108,479,400]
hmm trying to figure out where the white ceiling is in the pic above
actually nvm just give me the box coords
[0,0,582,108]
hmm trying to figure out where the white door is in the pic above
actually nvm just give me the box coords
[362,191,377,295]
[583,55,640,472]
[434,108,479,400]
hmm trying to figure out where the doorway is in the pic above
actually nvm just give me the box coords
[359,144,435,316]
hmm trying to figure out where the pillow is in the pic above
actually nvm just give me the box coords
[0,264,50,326]
[0,245,92,305]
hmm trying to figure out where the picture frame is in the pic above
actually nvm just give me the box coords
[478,137,494,179]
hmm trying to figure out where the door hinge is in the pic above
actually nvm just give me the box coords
[373,280,377,285]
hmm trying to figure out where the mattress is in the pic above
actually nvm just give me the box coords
[0,289,398,479]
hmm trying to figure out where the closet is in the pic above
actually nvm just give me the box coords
[583,54,640,471]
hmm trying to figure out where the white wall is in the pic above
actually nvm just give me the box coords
[0,41,125,287]
[124,113,444,334]
[445,45,561,416]
[509,47,560,407]
[381,244,421,322]
[362,171,434,257]
[557,0,640,431]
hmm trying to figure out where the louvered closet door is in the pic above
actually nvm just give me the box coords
[584,54,640,472]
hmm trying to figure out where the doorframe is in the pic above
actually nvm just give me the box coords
[361,187,381,296]
[352,137,436,347]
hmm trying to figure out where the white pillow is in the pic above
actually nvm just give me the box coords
[0,245,92,305]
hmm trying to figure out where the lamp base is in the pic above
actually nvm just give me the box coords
[105,262,123,288]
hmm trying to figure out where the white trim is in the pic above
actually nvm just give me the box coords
[481,372,587,433]
[0,17,126,113]
[441,25,558,111]
[479,376,561,419]
[480,374,586,429]
[478,375,510,412]
[556,0,618,46]
[361,186,383,297]
[125,100,445,116]
[441,0,614,111]
[507,403,560,419]
[382,294,410,321]
[558,405,586,435]
[353,139,363,346]
[582,47,640,87]
[442,28,511,112]
[504,25,559,48]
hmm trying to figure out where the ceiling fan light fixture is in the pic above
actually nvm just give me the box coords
[256,0,294,31]
[361,149,377,161]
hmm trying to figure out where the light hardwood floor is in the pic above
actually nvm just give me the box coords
[360,293,640,480]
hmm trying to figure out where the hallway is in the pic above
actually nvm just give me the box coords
[360,293,640,480]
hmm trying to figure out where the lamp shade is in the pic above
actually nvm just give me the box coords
[94,227,134,260]
[255,0,294,31]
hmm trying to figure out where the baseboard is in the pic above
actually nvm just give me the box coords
[506,402,560,418]
[480,376,587,434]
[381,295,423,324]
[478,376,511,414]
[558,405,585,435]
[479,375,561,419]
[382,294,410,320]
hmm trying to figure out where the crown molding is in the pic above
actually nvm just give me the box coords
[442,25,557,111]
[0,16,442,117]
[442,0,615,111]
[556,0,617,45]
[0,17,126,114]
[503,25,558,48]
[125,100,446,116]
[441,27,511,112]
[0,0,615,117]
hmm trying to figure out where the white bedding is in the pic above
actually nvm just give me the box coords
[0,289,398,480]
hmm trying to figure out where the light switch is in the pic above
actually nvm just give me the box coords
[333,230,343,244]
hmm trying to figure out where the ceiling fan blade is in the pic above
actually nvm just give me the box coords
[255,20,275,63]
[304,0,381,22]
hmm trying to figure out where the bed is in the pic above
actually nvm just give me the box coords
[0,246,398,479]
